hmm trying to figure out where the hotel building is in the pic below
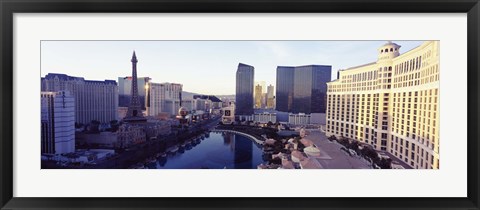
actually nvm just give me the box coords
[41,73,118,124]
[41,91,75,154]
[276,65,332,114]
[326,41,439,169]
[182,95,222,112]
[235,63,255,116]
[118,76,151,108]
[254,84,263,109]
[275,66,294,112]
[145,82,183,117]
[266,84,275,109]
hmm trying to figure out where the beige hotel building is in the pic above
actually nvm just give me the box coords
[326,41,439,169]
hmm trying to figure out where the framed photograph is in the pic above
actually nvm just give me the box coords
[1,0,479,209]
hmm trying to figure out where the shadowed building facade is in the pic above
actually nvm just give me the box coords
[41,74,118,124]
[235,63,254,116]
[276,65,332,114]
[293,65,332,114]
[276,66,295,113]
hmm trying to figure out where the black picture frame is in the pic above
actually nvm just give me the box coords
[1,0,479,209]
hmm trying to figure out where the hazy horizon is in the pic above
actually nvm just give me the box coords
[41,40,424,95]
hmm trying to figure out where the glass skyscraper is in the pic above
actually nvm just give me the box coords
[276,66,295,112]
[276,65,332,114]
[293,65,332,114]
[235,63,254,116]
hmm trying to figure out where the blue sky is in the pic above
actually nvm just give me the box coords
[41,40,424,95]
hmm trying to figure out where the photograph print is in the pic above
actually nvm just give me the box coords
[40,40,439,170]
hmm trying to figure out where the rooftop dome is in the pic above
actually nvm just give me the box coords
[378,41,401,60]
[381,41,401,48]
[178,107,189,116]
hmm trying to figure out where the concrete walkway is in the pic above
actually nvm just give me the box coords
[306,130,371,169]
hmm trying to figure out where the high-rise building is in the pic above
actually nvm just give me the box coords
[276,66,295,112]
[146,82,183,117]
[293,65,332,114]
[235,63,254,116]
[255,81,268,109]
[275,65,332,114]
[267,84,275,109]
[254,81,267,94]
[124,51,147,122]
[41,91,75,154]
[326,41,440,169]
[254,84,263,109]
[118,76,151,109]
[41,74,118,124]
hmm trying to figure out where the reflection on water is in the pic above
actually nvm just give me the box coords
[151,132,264,169]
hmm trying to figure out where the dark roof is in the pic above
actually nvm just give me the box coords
[193,95,222,102]
[296,64,332,68]
[238,63,254,68]
[277,66,295,69]
[277,65,332,69]
[381,41,401,47]
[43,73,117,85]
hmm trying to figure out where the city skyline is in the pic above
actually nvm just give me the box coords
[41,40,439,170]
[41,40,423,95]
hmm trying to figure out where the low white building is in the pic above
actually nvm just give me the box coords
[253,112,277,123]
[288,113,311,125]
[41,91,75,155]
[146,82,183,117]
[222,102,235,124]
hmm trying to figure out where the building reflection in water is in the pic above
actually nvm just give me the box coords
[233,134,253,169]
[223,132,232,145]
[150,132,261,169]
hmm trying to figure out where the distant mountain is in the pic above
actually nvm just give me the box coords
[216,95,235,100]
[182,91,234,101]
[181,91,198,100]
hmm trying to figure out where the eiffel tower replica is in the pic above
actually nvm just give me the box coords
[124,51,147,123]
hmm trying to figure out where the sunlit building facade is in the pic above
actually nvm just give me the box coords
[146,82,183,117]
[254,84,263,109]
[267,84,275,109]
[326,41,440,169]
